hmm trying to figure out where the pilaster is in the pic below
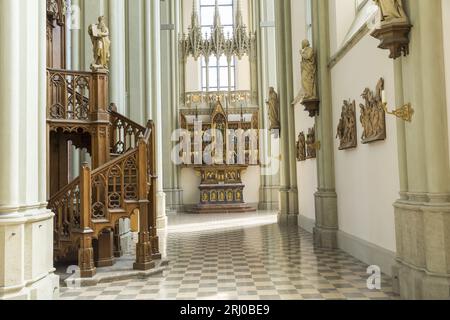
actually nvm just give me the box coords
[393,0,450,299]
[108,0,127,114]
[253,0,280,212]
[0,0,58,300]
[274,0,298,224]
[311,0,338,249]
[161,0,184,213]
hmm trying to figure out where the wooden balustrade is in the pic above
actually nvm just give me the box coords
[48,120,159,277]
[109,104,146,155]
[47,69,94,121]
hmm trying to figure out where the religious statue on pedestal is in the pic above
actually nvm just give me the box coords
[88,16,111,72]
[374,0,408,24]
[293,39,320,117]
[300,39,317,101]
[266,87,280,131]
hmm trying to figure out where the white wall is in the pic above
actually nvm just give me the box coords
[331,35,398,252]
[291,0,318,223]
[290,0,399,251]
[329,0,358,55]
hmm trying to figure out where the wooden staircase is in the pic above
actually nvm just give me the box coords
[46,68,160,278]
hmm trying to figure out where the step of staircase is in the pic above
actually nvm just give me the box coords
[60,256,169,288]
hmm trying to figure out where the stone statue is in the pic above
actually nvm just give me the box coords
[88,16,111,71]
[306,127,317,159]
[297,132,306,162]
[360,79,386,144]
[266,87,281,131]
[47,0,59,17]
[336,100,357,150]
[375,0,408,23]
[300,39,317,101]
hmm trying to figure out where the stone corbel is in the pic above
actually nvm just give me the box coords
[301,98,320,118]
[371,22,412,59]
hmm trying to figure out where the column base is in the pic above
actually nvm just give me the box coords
[164,188,184,213]
[314,190,338,249]
[278,188,299,225]
[0,272,59,301]
[394,199,450,299]
[0,208,59,300]
[133,261,156,271]
[313,226,338,249]
[394,261,450,300]
[156,191,167,230]
[259,185,280,211]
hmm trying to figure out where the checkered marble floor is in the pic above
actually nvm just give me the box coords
[59,219,398,300]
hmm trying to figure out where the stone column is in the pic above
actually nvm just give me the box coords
[161,0,184,213]
[393,0,450,299]
[108,0,127,114]
[311,0,339,249]
[146,0,167,230]
[274,0,298,224]
[254,0,280,211]
[0,0,58,300]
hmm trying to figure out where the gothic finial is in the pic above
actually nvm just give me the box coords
[236,0,244,26]
[191,0,200,28]
[214,0,221,28]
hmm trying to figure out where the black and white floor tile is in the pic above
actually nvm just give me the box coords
[59,214,397,300]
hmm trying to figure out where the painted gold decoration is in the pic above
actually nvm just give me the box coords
[382,102,414,122]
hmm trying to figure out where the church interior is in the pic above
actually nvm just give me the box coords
[1,0,450,301]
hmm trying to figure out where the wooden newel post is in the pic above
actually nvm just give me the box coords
[134,136,155,271]
[148,121,161,259]
[90,71,110,169]
[78,163,96,278]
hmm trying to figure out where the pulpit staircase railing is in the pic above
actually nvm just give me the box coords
[47,68,159,278]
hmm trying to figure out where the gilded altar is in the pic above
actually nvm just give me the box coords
[180,98,259,214]
[189,165,256,214]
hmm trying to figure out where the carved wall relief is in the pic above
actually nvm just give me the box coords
[360,78,386,144]
[336,99,357,150]
[306,127,317,159]
[296,132,306,162]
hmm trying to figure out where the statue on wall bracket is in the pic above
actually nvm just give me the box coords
[360,78,387,144]
[266,87,281,135]
[293,39,320,118]
[371,0,412,59]
[336,99,358,150]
